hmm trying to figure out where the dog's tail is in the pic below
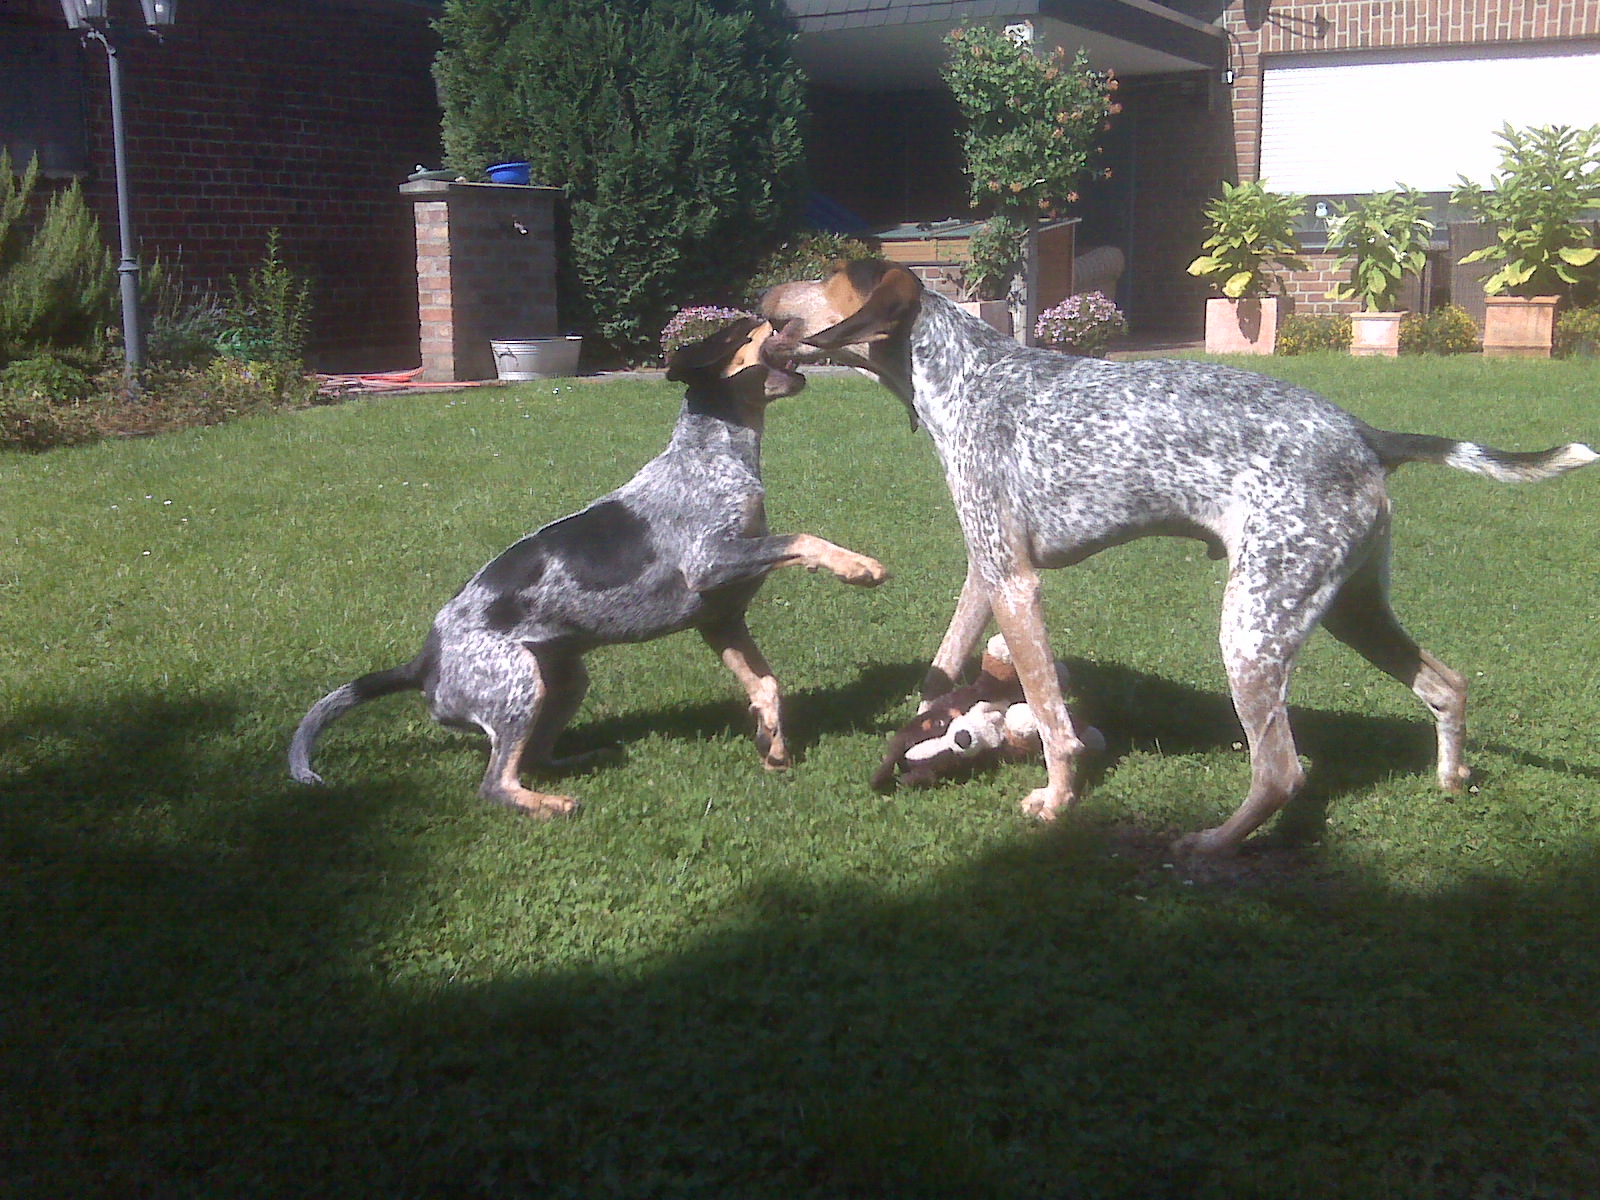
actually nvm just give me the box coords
[288,633,437,785]
[1359,426,1598,483]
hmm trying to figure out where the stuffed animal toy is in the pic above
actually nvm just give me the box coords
[872,635,1101,791]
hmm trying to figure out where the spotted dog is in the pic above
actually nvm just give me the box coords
[763,260,1596,854]
[289,317,887,815]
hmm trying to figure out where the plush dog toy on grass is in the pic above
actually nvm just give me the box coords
[871,636,1102,791]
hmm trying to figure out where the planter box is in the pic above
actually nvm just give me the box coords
[1204,296,1289,356]
[1483,295,1558,358]
[1349,310,1405,358]
[958,300,1012,336]
[491,336,582,380]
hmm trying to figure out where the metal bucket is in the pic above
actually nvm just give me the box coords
[490,336,582,381]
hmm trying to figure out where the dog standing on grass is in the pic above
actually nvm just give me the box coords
[762,260,1596,854]
[289,317,887,815]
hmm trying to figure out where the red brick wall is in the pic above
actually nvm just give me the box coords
[13,0,443,370]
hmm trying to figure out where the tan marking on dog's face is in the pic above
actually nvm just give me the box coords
[759,266,871,350]
[722,320,775,376]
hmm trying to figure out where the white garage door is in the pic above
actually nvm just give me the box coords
[1259,46,1600,194]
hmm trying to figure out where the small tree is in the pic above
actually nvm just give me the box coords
[941,23,1116,339]
[434,0,807,362]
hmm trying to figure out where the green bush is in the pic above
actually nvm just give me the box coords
[217,230,312,367]
[1452,123,1600,297]
[0,354,320,453]
[740,233,877,305]
[963,214,1025,302]
[1324,186,1434,313]
[0,151,114,369]
[435,0,807,362]
[1554,304,1600,357]
[1399,304,1480,356]
[144,257,222,370]
[0,355,102,450]
[1275,313,1351,355]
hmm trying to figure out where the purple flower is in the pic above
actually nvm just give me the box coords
[660,306,756,359]
[1034,291,1127,357]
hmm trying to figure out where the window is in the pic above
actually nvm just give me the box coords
[1259,44,1600,195]
[1,21,87,177]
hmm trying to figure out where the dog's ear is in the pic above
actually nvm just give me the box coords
[804,264,922,350]
[666,316,763,381]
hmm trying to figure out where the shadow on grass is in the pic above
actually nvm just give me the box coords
[3,688,1597,1198]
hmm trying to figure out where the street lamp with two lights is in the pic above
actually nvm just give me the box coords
[57,0,177,374]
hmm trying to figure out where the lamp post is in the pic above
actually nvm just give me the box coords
[58,0,177,375]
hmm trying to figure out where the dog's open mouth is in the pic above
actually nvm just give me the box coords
[758,320,807,397]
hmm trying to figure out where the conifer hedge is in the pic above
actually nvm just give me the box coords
[433,0,808,361]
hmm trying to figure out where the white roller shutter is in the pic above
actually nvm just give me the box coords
[1259,47,1600,194]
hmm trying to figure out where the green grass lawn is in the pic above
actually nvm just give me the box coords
[3,356,1598,1198]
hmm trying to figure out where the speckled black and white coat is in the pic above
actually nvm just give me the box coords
[289,318,886,816]
[763,263,1595,853]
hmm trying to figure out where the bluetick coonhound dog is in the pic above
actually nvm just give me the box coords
[289,317,887,816]
[762,260,1596,854]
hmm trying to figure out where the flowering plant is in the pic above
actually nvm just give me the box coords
[1034,291,1126,357]
[659,306,755,360]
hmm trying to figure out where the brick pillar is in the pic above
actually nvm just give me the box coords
[401,181,560,382]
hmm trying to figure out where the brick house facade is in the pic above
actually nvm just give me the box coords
[1220,0,1600,322]
[793,0,1600,338]
[1,0,442,370]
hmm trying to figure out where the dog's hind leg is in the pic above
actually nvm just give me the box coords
[1320,535,1470,793]
[518,651,603,775]
[919,561,993,709]
[703,618,790,769]
[1179,556,1344,855]
[434,642,578,818]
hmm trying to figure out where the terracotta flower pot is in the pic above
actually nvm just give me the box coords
[1349,310,1405,358]
[1482,296,1558,358]
[1204,296,1288,355]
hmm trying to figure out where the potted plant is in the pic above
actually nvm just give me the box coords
[1186,180,1308,354]
[1452,123,1600,358]
[1324,186,1434,357]
[958,214,1024,335]
[1034,291,1126,357]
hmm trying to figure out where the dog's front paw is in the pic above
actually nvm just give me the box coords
[837,553,889,587]
[1169,828,1235,858]
[503,788,581,819]
[1020,785,1072,821]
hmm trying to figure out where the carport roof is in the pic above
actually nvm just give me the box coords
[788,0,1226,89]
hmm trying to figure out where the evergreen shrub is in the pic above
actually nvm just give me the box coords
[1275,313,1352,355]
[0,151,114,369]
[434,0,807,362]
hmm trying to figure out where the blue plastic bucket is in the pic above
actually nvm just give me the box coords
[486,161,531,185]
